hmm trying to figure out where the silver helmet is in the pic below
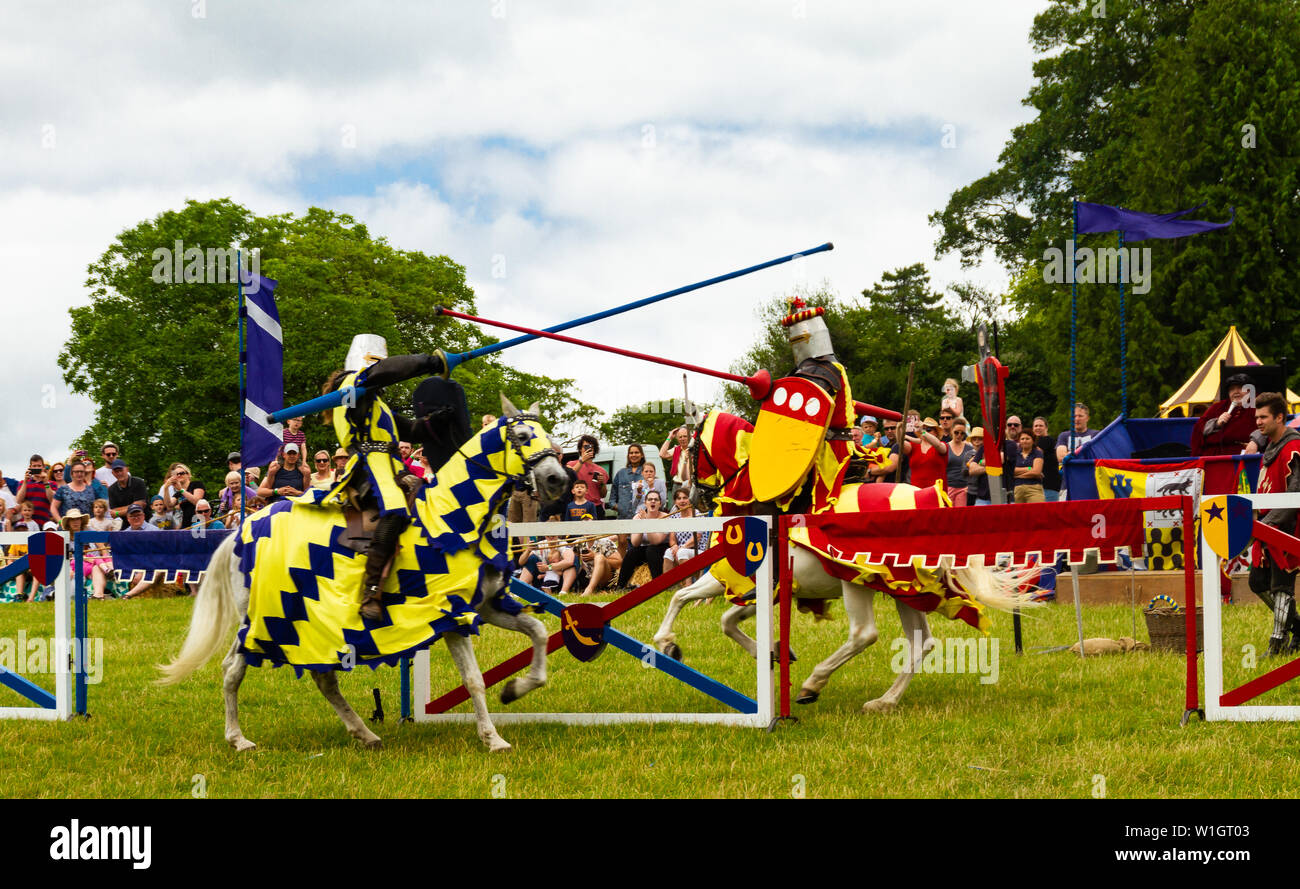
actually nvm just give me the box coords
[343,334,388,372]
[782,301,834,364]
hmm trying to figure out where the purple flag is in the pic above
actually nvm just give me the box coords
[241,274,284,467]
[1076,200,1233,241]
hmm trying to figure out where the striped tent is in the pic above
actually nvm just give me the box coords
[1158,326,1300,417]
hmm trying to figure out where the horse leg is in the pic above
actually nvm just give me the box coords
[652,572,725,662]
[862,603,932,713]
[720,603,759,658]
[480,605,549,704]
[311,670,383,749]
[443,632,511,752]
[796,582,878,705]
[220,639,257,752]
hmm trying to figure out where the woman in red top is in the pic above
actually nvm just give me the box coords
[902,416,949,493]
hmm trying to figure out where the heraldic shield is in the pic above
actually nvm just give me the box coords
[1201,494,1253,562]
[750,376,833,502]
[27,531,64,585]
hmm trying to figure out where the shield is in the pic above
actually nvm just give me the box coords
[27,531,65,586]
[560,603,607,662]
[749,376,833,502]
[722,516,768,577]
[1201,495,1253,562]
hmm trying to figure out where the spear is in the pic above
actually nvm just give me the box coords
[268,242,834,423]
[436,306,902,420]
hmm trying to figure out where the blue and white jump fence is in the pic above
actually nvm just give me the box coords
[408,516,776,727]
[0,531,81,721]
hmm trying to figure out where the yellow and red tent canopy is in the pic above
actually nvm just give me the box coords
[1158,326,1300,417]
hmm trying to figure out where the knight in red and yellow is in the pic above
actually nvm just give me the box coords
[747,298,856,514]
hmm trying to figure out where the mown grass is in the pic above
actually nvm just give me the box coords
[0,591,1297,798]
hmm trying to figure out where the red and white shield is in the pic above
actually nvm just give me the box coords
[749,376,833,502]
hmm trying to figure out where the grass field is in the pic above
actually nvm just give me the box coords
[1,590,1297,798]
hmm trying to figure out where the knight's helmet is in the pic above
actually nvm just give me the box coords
[344,334,389,373]
[781,297,834,364]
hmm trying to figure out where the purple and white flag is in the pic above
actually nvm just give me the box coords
[241,274,284,467]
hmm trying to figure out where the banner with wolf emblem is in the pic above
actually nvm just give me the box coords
[1095,460,1202,569]
[749,376,833,502]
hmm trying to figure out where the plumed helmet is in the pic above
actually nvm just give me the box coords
[781,297,834,363]
[344,334,389,372]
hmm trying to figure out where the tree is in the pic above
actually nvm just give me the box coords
[59,199,599,486]
[598,398,710,448]
[932,0,1300,419]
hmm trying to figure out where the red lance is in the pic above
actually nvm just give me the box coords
[435,307,902,421]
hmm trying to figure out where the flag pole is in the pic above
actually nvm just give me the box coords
[1070,200,1078,456]
[237,250,247,528]
[1118,229,1127,420]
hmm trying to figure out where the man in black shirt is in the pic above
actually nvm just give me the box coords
[106,460,148,523]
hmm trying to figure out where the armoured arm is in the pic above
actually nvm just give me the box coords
[358,353,446,389]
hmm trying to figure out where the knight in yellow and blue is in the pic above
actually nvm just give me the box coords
[319,334,450,620]
[233,400,559,672]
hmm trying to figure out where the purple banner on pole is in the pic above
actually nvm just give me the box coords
[241,274,283,467]
[1075,200,1233,241]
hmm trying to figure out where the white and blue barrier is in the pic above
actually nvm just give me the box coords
[0,531,78,721]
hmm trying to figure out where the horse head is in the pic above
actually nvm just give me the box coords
[499,395,568,503]
[688,409,755,513]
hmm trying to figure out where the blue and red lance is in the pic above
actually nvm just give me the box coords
[267,243,898,423]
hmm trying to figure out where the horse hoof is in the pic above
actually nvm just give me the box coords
[861,699,895,714]
[488,739,513,753]
[795,690,819,705]
[231,738,257,752]
[501,679,519,705]
[365,737,384,750]
[663,642,683,662]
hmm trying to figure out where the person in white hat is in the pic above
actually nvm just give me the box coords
[320,335,449,620]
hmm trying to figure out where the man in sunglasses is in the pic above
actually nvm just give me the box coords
[95,443,120,486]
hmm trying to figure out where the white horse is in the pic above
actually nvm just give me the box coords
[654,545,1037,712]
[158,398,568,752]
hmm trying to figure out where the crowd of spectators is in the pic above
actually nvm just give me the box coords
[4,394,1095,603]
[854,401,1099,506]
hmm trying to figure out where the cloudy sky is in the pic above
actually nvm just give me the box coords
[1,0,1043,473]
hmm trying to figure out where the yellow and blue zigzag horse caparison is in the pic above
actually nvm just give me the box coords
[235,414,554,673]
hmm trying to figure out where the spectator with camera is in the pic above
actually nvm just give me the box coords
[161,464,205,528]
[16,456,55,528]
[567,434,609,513]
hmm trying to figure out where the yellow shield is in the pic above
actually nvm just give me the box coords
[750,376,833,502]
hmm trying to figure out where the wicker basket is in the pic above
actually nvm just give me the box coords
[1143,606,1203,653]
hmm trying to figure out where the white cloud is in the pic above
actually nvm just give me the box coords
[0,0,1042,472]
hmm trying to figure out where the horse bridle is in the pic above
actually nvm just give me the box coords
[454,414,554,492]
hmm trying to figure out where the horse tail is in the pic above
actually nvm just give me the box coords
[948,555,1045,614]
[156,531,240,685]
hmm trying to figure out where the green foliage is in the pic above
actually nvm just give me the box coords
[598,398,709,448]
[932,0,1300,419]
[58,199,598,487]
